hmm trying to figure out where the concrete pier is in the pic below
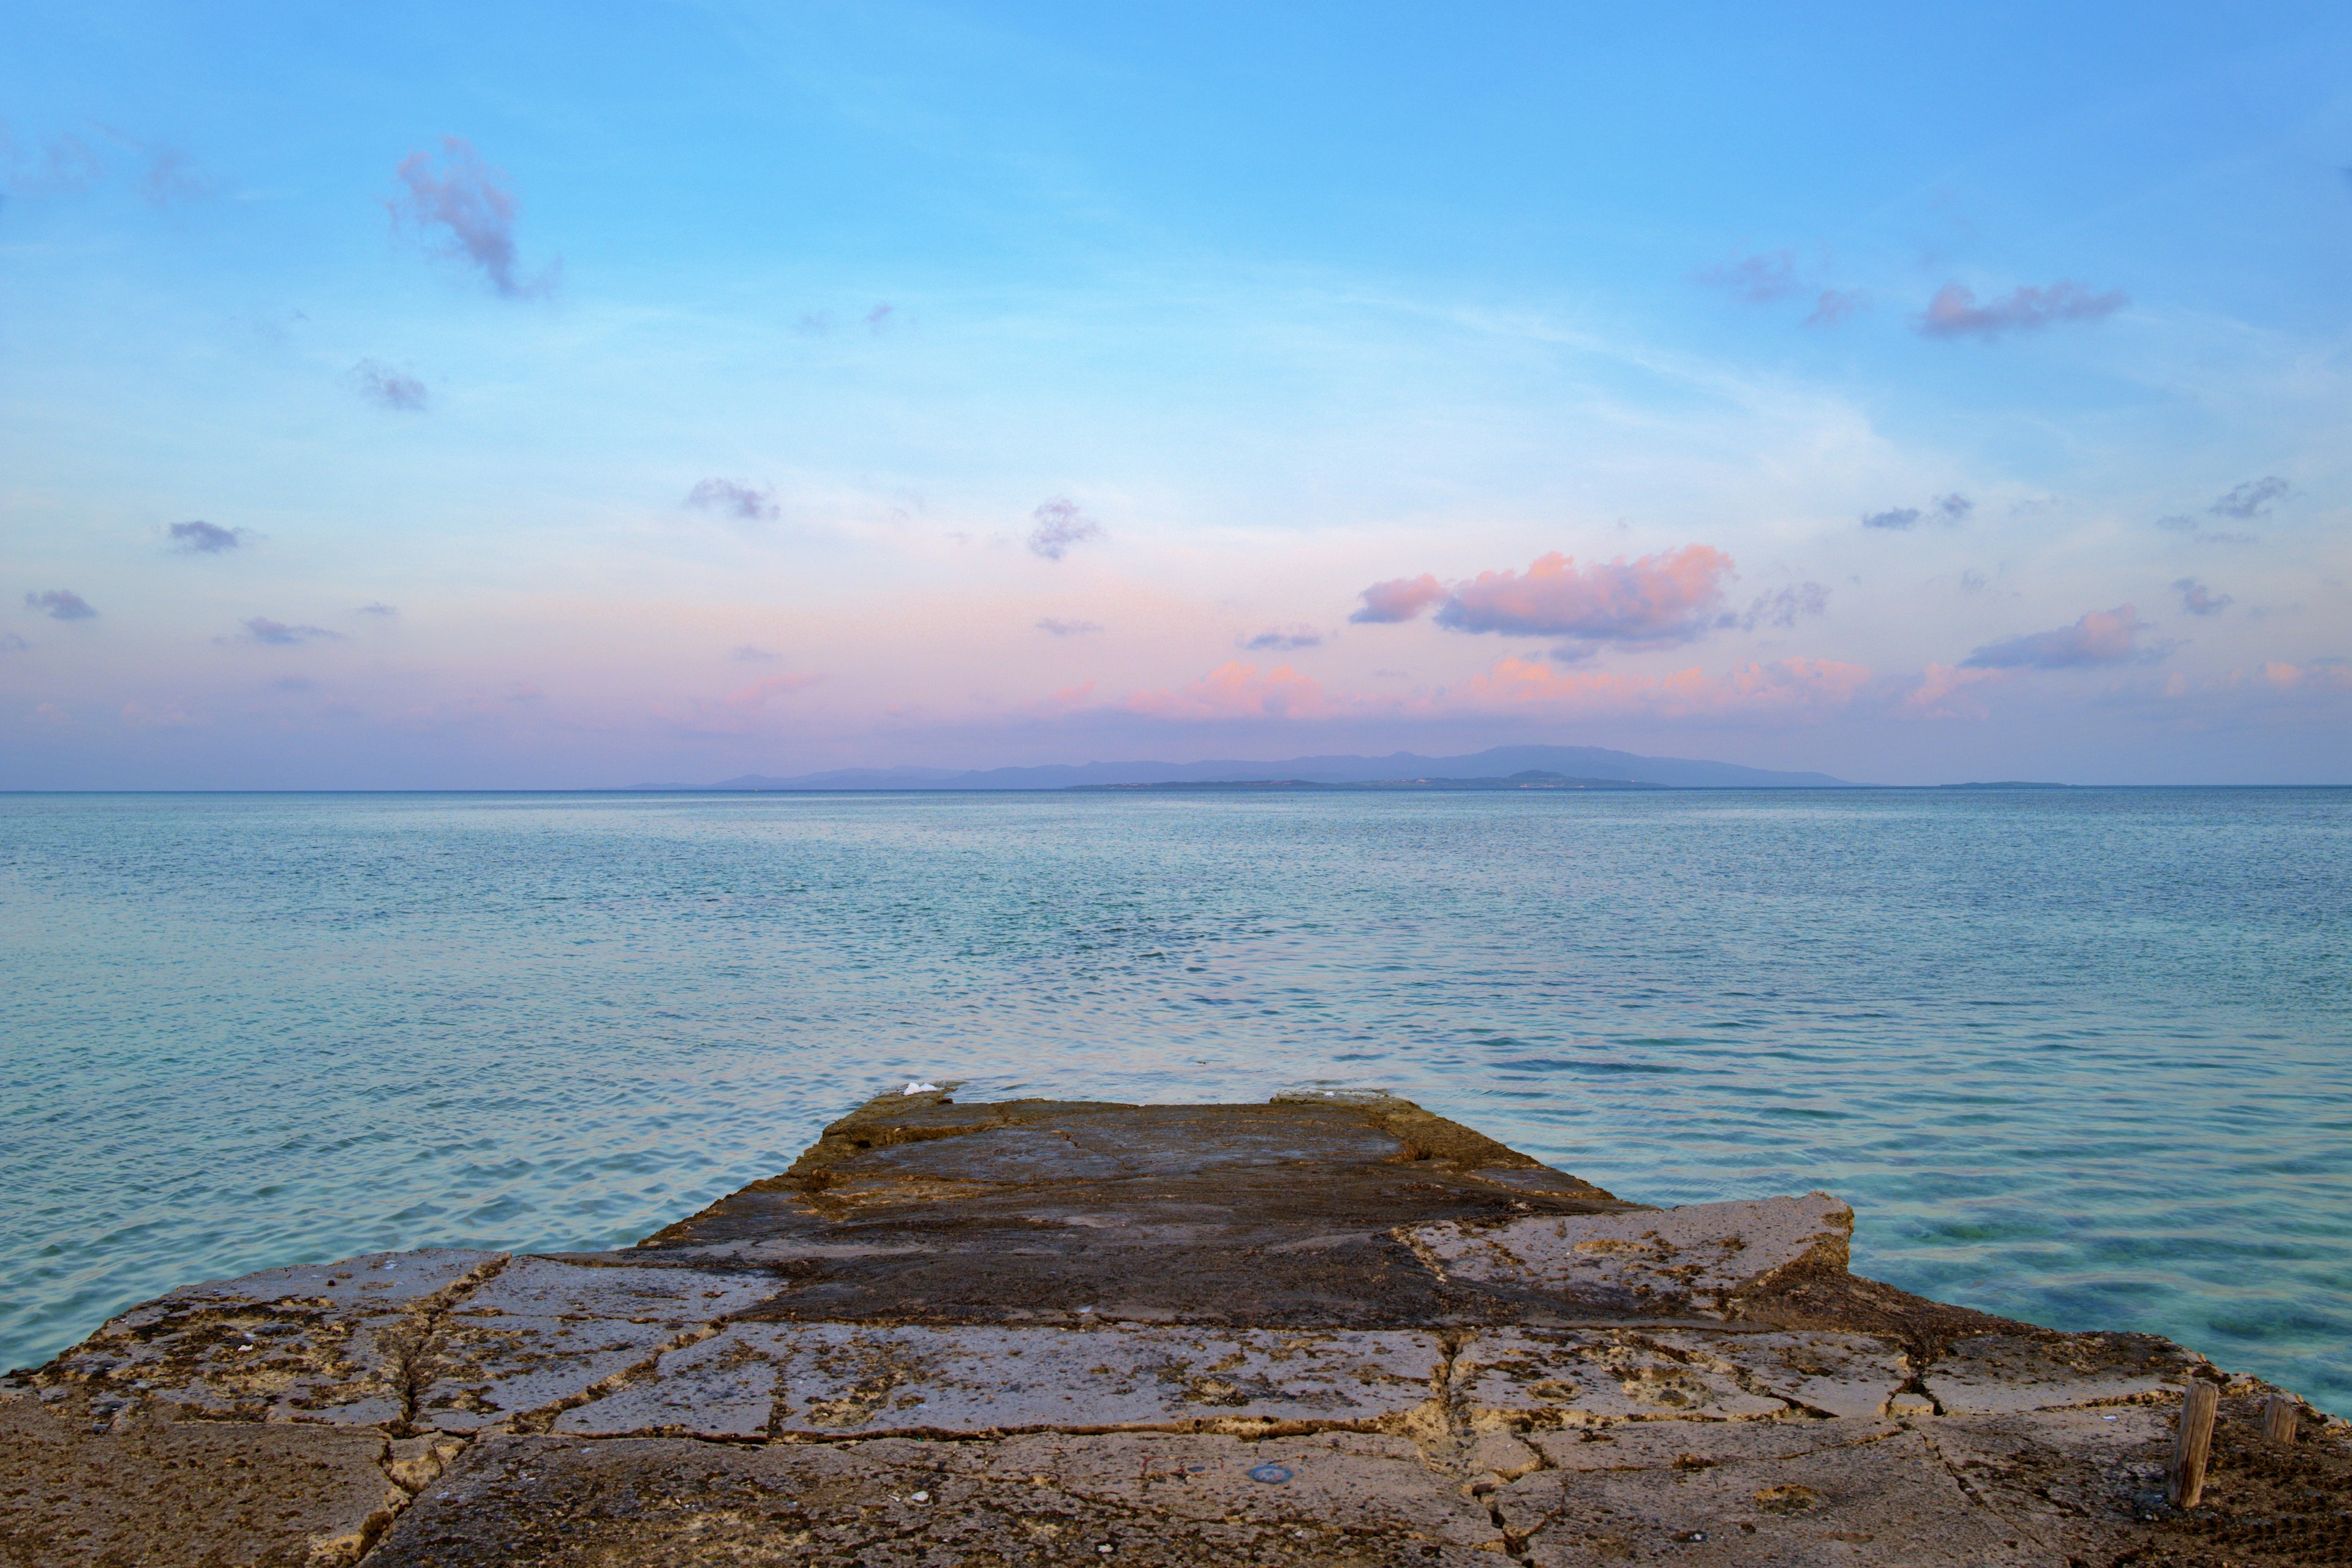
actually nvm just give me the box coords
[4,1090,2345,1565]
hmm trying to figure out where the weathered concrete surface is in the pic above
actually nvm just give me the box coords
[5,1089,2348,1566]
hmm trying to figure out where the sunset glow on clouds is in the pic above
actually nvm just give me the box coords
[2,4,2349,786]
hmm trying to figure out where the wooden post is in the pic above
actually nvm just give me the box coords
[2262,1393,2298,1446]
[2168,1382,2219,1508]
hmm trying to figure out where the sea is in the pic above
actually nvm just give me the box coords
[2,788,2346,1412]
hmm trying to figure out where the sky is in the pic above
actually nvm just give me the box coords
[3,2,2348,788]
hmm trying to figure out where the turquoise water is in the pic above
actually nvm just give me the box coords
[2,790,2346,1411]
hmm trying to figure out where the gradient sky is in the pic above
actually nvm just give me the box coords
[4,2,2349,787]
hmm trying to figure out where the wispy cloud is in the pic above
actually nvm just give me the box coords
[1694,250,1799,304]
[0,631,29,653]
[1243,625,1322,651]
[1027,497,1102,560]
[2209,476,2288,520]
[1918,281,2127,340]
[1126,662,1333,721]
[723,673,820,709]
[1803,288,1868,328]
[2173,578,2232,616]
[1900,663,2003,720]
[353,360,429,412]
[685,478,780,522]
[729,644,778,662]
[1962,605,2157,669]
[24,589,96,620]
[356,602,399,617]
[1360,546,1739,650]
[388,137,551,298]
[238,617,341,646]
[1727,582,1829,631]
[1036,617,1102,636]
[865,303,894,333]
[1862,492,1971,530]
[138,143,216,205]
[1,127,107,194]
[167,519,250,554]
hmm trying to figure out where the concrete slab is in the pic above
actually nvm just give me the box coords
[25,1250,504,1427]
[1405,1194,1852,1316]
[1922,1332,2201,1414]
[1649,1330,1910,1419]
[415,1315,706,1432]
[552,1321,1446,1438]
[366,1430,1509,1566]
[1501,1427,2060,1567]
[451,1256,780,1321]
[1528,1416,1901,1472]
[118,1248,506,1317]
[0,1392,405,1568]
[1453,1329,1789,1427]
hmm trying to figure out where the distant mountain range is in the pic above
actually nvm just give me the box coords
[630,744,1858,791]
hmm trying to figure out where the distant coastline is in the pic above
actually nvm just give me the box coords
[1071,769,1665,793]
[629,742,1856,793]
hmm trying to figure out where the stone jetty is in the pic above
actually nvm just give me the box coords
[4,1090,2345,1566]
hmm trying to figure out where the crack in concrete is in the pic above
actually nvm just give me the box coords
[392,1254,509,1437]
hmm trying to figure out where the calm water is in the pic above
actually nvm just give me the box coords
[2,790,2346,1411]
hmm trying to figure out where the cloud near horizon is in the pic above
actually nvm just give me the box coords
[1962,605,2154,670]
[1918,281,2127,340]
[1027,497,1102,560]
[388,137,549,298]
[238,617,341,646]
[2174,578,2232,616]
[1243,625,1322,650]
[1354,546,1737,649]
[25,589,96,620]
[1118,652,1871,728]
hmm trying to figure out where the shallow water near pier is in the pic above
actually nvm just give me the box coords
[2,788,2346,1412]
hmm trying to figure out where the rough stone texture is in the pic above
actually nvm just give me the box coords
[366,1430,1509,1566]
[1404,1195,1852,1320]
[1501,1426,2044,1566]
[1921,1330,2201,1414]
[0,1391,406,1567]
[559,1321,1444,1439]
[1453,1330,1790,1427]
[29,1248,505,1429]
[1648,1330,1909,1421]
[6,1090,2348,1566]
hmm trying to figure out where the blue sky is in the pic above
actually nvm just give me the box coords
[3,1,2348,785]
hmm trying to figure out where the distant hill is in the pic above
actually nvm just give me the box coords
[631,745,1857,791]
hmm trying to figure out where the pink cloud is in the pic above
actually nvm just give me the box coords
[1919,281,2126,341]
[1349,574,1447,624]
[1962,605,2156,670]
[1435,546,1736,646]
[724,673,821,710]
[1452,655,1868,720]
[1125,662,1333,722]
[1900,663,2003,721]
